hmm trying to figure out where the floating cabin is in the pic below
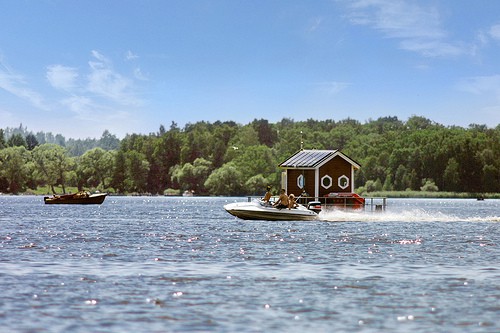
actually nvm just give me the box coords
[278,149,365,209]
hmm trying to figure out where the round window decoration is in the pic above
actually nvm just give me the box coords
[297,174,305,189]
[321,175,332,189]
[338,175,349,190]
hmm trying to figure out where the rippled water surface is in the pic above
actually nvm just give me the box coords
[1,196,499,332]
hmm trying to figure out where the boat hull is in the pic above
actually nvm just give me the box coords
[44,193,107,205]
[224,201,318,221]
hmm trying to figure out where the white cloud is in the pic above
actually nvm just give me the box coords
[87,50,141,106]
[58,94,136,138]
[0,108,15,125]
[125,50,139,61]
[61,94,133,125]
[470,23,500,59]
[457,75,500,97]
[91,50,109,64]
[61,95,95,119]
[314,81,350,95]
[477,31,489,45]
[1,50,146,137]
[456,75,500,125]
[133,67,148,81]
[0,58,49,110]
[308,17,324,32]
[46,64,78,91]
[400,39,464,57]
[345,0,466,57]
[489,24,500,40]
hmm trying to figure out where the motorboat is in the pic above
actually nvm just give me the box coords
[224,199,321,221]
[44,191,107,205]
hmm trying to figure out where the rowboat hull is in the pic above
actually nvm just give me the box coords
[44,193,107,205]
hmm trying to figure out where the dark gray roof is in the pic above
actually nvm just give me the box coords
[279,150,339,168]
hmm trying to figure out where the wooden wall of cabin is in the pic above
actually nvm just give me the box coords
[285,169,315,197]
[318,156,353,196]
[284,156,356,199]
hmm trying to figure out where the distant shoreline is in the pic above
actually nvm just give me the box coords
[2,191,499,199]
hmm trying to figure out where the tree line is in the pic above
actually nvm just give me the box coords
[1,116,500,195]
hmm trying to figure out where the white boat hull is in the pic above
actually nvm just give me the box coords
[224,200,318,221]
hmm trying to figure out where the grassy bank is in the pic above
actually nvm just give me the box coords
[24,186,84,196]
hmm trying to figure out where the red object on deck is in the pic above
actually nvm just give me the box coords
[326,193,365,209]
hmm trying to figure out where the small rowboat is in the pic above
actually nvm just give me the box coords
[44,191,107,205]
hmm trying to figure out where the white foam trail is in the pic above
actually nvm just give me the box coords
[318,208,500,223]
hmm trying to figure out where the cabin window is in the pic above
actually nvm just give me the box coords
[321,175,332,189]
[338,175,349,190]
[297,174,305,189]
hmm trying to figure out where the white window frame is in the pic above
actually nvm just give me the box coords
[338,175,349,190]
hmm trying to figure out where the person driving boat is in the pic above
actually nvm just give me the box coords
[262,185,272,205]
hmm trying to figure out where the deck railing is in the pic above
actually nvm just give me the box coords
[297,196,386,211]
[248,195,387,211]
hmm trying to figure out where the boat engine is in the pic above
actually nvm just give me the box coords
[307,201,322,214]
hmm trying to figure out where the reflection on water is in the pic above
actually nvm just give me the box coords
[0,196,499,332]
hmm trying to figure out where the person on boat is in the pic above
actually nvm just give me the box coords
[288,193,298,209]
[262,185,272,205]
[273,188,289,209]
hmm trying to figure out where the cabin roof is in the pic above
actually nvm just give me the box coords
[279,149,361,169]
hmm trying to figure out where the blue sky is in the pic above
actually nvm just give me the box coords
[1,0,500,139]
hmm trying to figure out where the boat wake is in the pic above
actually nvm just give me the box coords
[318,208,500,223]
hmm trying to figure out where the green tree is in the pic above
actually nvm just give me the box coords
[32,144,74,194]
[252,118,277,147]
[443,158,460,192]
[146,124,182,194]
[171,158,212,194]
[77,148,114,189]
[225,124,260,163]
[25,133,39,150]
[110,150,127,193]
[99,130,120,150]
[7,133,27,147]
[205,162,244,195]
[0,146,30,193]
[406,116,435,130]
[124,150,149,193]
[180,122,214,164]
[393,164,410,191]
[383,174,393,191]
[244,174,270,195]
[211,122,238,168]
[420,179,439,192]
[55,134,66,147]
[327,118,362,151]
[367,116,404,134]
[0,129,6,149]
[482,165,499,192]
[457,138,482,192]
[231,145,277,179]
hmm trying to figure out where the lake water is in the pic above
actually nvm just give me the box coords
[1,196,499,332]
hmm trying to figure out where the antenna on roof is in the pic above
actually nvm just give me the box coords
[300,131,304,150]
